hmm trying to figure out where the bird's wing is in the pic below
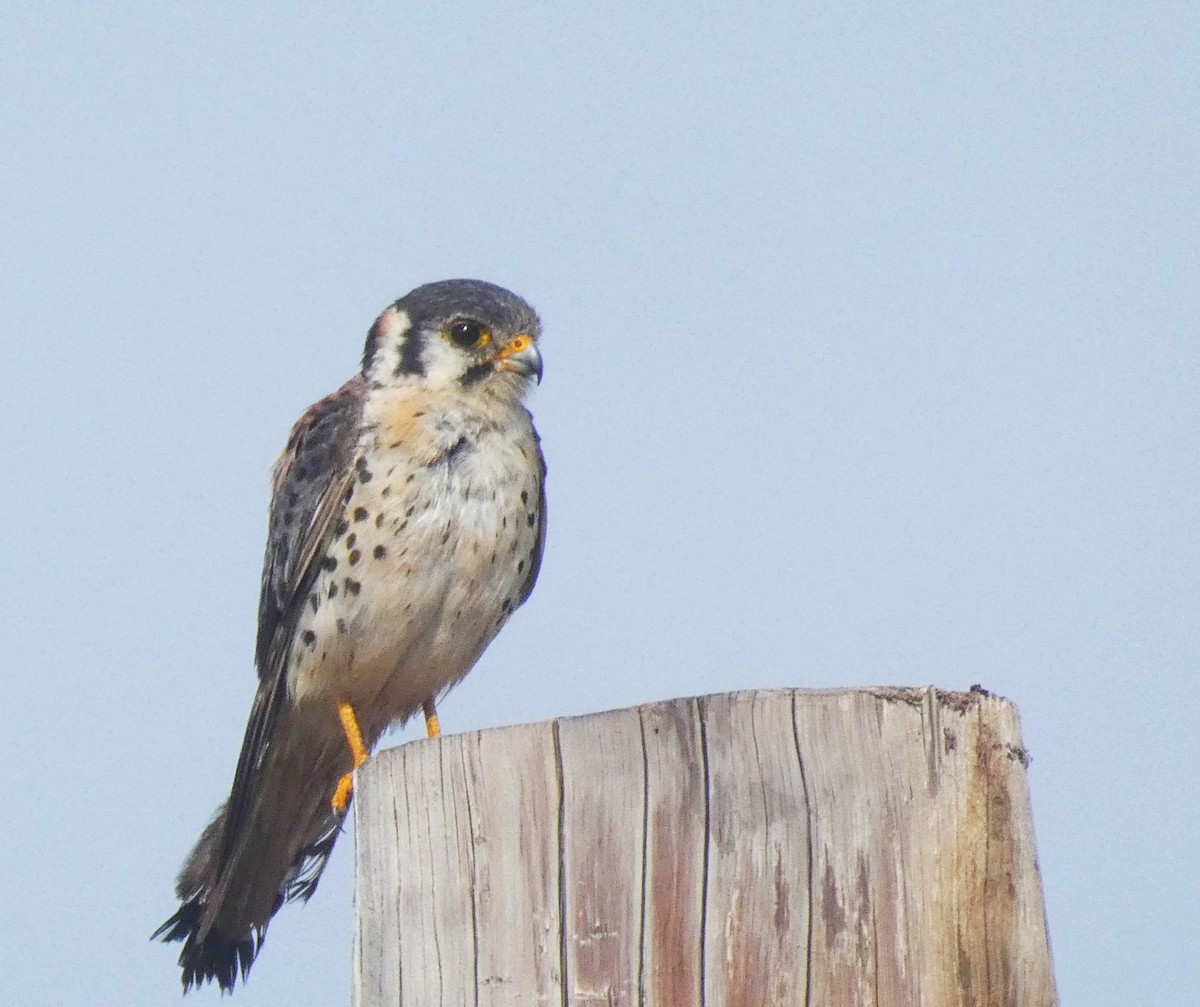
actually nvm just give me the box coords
[220,375,366,861]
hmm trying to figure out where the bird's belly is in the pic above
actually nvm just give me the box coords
[287,442,540,734]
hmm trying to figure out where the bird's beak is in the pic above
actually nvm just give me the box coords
[491,334,543,384]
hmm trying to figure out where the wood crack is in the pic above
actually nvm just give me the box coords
[697,697,711,1007]
[553,719,569,1007]
[636,708,650,1007]
[790,690,816,1007]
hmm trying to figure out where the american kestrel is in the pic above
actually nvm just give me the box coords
[155,279,546,992]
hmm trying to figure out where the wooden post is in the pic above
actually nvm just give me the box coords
[352,688,1057,1006]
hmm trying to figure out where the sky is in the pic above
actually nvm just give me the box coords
[1,4,1196,1004]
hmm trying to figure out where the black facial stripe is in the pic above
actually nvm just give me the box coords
[460,361,492,387]
[394,328,426,378]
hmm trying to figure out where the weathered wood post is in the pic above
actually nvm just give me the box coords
[352,687,1056,1006]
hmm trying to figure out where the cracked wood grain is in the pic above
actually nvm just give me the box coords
[354,688,1056,1007]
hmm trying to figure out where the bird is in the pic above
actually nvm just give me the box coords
[154,279,547,993]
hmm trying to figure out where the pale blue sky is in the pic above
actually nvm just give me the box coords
[2,4,1196,1004]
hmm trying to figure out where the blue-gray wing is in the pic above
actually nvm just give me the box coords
[254,375,365,679]
[219,376,364,852]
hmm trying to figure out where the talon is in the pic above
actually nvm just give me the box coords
[332,773,353,815]
[423,698,441,738]
[331,701,369,813]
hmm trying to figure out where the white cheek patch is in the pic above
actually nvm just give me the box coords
[366,315,489,390]
[420,337,475,387]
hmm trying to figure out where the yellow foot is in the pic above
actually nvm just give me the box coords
[331,773,353,815]
[423,698,441,738]
[331,701,369,814]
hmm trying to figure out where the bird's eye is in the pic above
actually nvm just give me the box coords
[447,320,490,350]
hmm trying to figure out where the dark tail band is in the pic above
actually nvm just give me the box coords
[152,899,264,994]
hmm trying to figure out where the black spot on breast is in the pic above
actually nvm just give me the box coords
[309,593,319,614]
[336,618,347,635]
[301,629,317,647]
[354,507,369,522]
[375,513,384,528]
[346,533,356,548]
[430,436,469,468]
[328,583,338,599]
[527,512,536,527]
[334,518,349,536]
[520,490,529,505]
[373,545,386,559]
[321,556,338,572]
[345,578,361,596]
[348,549,361,566]
[517,560,525,573]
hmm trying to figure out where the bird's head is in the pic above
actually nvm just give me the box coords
[362,279,543,399]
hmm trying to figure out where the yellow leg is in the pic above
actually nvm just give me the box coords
[331,701,369,815]
[423,698,441,738]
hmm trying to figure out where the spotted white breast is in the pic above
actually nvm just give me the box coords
[286,385,544,738]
